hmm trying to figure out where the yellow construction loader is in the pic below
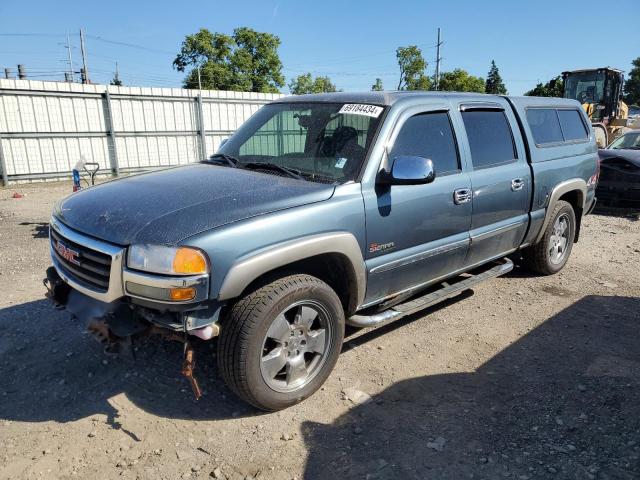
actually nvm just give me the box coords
[562,67,630,147]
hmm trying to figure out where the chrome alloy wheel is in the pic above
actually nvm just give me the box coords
[260,301,332,393]
[549,213,571,265]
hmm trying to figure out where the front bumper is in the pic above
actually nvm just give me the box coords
[49,217,209,306]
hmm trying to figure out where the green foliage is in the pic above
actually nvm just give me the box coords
[524,76,564,97]
[371,78,384,91]
[624,57,640,106]
[437,69,485,93]
[485,60,507,95]
[173,27,284,93]
[288,73,337,95]
[396,46,431,90]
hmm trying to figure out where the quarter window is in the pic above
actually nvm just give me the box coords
[389,112,460,175]
[526,108,588,145]
[557,109,588,141]
[461,110,517,169]
[526,109,564,145]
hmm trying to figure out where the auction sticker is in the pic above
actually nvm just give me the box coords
[339,104,384,118]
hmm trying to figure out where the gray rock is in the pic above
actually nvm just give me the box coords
[426,437,447,452]
[341,387,372,405]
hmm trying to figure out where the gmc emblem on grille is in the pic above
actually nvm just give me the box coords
[55,241,80,266]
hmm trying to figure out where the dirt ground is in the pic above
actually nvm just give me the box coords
[1,181,639,480]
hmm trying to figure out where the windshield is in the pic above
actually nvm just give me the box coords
[608,131,640,150]
[564,71,605,104]
[216,102,385,183]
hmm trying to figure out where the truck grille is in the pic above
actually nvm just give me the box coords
[50,228,112,291]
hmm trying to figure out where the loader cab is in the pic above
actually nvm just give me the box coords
[562,68,624,123]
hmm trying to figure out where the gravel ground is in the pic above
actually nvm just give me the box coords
[0,181,639,480]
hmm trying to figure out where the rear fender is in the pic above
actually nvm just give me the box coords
[534,179,587,244]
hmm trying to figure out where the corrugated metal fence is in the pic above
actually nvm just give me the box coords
[0,79,283,185]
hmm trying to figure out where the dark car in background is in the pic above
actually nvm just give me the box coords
[597,130,640,211]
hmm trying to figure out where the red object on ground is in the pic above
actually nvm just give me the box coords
[12,192,24,199]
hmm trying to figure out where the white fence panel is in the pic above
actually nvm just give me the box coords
[0,79,283,184]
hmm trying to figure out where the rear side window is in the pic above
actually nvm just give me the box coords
[526,109,564,145]
[557,109,588,141]
[526,108,588,145]
[390,112,460,175]
[461,110,516,169]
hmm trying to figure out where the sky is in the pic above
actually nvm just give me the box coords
[1,0,638,95]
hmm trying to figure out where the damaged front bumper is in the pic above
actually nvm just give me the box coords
[45,218,224,399]
[47,216,221,337]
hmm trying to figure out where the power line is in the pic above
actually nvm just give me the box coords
[86,34,175,55]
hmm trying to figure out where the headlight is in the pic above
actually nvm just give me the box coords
[127,245,209,275]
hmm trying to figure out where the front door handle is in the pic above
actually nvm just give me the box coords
[453,188,472,205]
[511,178,525,191]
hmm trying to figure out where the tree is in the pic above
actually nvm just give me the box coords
[371,78,384,91]
[524,76,564,97]
[173,27,284,93]
[288,73,337,94]
[624,57,640,106]
[485,60,507,94]
[437,69,485,92]
[396,46,431,90]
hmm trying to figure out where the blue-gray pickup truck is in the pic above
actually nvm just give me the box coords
[45,91,598,410]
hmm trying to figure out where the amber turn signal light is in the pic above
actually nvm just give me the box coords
[172,248,208,275]
[169,287,196,301]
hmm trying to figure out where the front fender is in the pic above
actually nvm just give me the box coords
[217,232,367,308]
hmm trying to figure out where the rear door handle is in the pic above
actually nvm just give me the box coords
[453,188,472,205]
[511,178,525,191]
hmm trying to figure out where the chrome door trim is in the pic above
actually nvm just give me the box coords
[470,220,526,243]
[369,238,470,275]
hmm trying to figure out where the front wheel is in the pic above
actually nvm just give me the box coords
[523,200,576,275]
[218,274,345,411]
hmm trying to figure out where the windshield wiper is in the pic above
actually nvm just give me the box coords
[243,162,304,180]
[202,153,240,168]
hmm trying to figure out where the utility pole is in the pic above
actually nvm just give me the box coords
[197,66,202,90]
[17,64,26,80]
[4,68,11,79]
[435,27,442,91]
[65,32,74,82]
[79,28,89,84]
[114,61,120,84]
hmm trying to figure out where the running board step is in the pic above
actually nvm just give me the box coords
[347,257,514,328]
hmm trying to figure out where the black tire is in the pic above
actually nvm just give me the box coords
[523,200,576,275]
[218,274,345,411]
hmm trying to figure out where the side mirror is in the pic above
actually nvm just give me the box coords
[379,156,436,185]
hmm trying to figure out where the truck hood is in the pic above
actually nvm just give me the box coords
[54,164,335,245]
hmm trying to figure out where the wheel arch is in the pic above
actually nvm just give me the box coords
[535,179,587,244]
[217,233,366,315]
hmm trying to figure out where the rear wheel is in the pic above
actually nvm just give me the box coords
[523,200,576,275]
[218,274,344,411]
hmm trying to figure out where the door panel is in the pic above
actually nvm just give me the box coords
[466,162,531,265]
[363,174,472,301]
[455,105,532,267]
[362,107,472,305]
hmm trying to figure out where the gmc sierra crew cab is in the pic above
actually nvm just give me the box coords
[45,91,598,410]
